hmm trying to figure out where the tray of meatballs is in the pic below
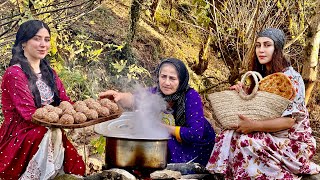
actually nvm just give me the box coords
[32,98,122,128]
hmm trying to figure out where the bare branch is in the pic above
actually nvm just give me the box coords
[0,0,9,9]
[0,12,22,22]
[0,36,15,46]
[34,0,93,16]
[199,80,229,93]
[284,26,309,49]
[0,20,19,39]
[56,2,101,24]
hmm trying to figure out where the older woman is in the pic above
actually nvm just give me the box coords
[100,58,216,166]
[0,20,85,179]
[206,28,320,179]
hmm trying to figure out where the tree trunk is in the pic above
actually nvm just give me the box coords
[127,0,143,44]
[125,0,144,64]
[150,0,161,21]
[190,33,211,75]
[301,9,320,105]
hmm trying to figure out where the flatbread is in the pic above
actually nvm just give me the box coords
[259,72,296,100]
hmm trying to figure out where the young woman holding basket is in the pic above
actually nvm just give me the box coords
[206,28,320,179]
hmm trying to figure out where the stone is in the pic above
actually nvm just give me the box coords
[86,154,105,173]
[165,163,208,175]
[150,169,182,179]
[84,174,103,180]
[100,168,137,180]
[54,174,83,180]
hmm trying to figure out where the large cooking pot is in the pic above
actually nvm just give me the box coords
[94,112,169,169]
[105,136,168,169]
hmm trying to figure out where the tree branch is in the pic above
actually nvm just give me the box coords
[34,0,93,16]
[284,25,309,49]
[0,20,19,39]
[199,80,229,93]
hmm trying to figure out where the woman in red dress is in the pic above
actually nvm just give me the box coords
[0,20,85,179]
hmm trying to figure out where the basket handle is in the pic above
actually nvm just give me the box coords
[238,71,262,100]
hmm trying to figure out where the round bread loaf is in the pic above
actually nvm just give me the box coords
[259,72,296,100]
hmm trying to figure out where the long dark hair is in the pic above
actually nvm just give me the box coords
[9,20,61,108]
[250,39,290,77]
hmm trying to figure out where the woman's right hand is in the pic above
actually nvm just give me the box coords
[229,82,244,93]
[99,90,134,109]
[99,90,121,102]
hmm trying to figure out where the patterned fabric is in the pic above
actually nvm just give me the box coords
[161,112,175,126]
[36,73,54,105]
[151,87,216,166]
[20,128,64,179]
[206,67,320,179]
[0,66,85,179]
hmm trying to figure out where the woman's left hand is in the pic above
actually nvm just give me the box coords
[235,114,258,134]
[162,123,175,135]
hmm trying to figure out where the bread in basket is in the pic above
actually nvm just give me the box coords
[208,71,293,129]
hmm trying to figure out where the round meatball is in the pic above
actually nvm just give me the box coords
[73,101,86,108]
[59,101,73,111]
[73,103,87,111]
[33,108,48,119]
[84,109,98,120]
[84,98,96,106]
[52,107,63,116]
[73,112,87,124]
[59,114,74,124]
[74,105,90,113]
[64,108,77,116]
[44,111,59,123]
[99,98,112,107]
[87,101,101,111]
[43,104,55,112]
[97,106,110,117]
[105,102,119,113]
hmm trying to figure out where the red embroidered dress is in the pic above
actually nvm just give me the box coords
[0,65,85,179]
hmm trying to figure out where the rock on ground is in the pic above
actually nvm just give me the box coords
[150,169,182,179]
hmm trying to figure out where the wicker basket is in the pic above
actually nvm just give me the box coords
[208,71,291,129]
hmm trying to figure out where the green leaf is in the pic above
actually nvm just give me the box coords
[90,136,106,154]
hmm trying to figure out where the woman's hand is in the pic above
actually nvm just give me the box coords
[230,82,250,94]
[162,123,182,142]
[99,90,134,109]
[235,114,257,134]
[162,124,175,135]
[235,114,295,134]
[230,82,244,93]
[99,90,121,101]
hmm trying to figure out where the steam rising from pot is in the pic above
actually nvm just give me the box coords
[131,86,169,139]
[98,85,170,139]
